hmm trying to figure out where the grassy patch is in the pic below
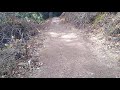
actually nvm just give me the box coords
[92,12,106,27]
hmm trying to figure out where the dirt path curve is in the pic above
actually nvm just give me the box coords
[29,17,120,78]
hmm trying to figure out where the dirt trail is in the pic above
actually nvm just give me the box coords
[29,17,120,78]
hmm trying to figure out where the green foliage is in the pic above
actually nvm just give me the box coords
[15,12,44,23]
[93,12,106,26]
[0,12,10,24]
[0,12,44,24]
[0,12,63,24]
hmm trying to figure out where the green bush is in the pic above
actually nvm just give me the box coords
[92,12,106,26]
[15,12,44,23]
[0,12,44,24]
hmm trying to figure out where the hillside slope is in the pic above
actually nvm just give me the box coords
[28,17,120,78]
[0,12,120,78]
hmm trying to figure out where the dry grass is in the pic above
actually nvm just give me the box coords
[0,18,45,78]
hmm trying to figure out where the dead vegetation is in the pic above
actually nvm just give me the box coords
[0,17,45,78]
[62,12,120,65]
[0,12,120,78]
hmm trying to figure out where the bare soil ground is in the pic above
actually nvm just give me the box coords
[1,17,120,78]
[28,17,120,78]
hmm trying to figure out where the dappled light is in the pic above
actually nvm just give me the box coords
[65,42,84,47]
[0,12,120,78]
[62,39,73,42]
[60,33,77,39]
[49,32,60,37]
[49,32,78,43]
[49,32,77,39]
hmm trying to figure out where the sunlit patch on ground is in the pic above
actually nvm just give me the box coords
[49,32,78,43]
[60,33,77,39]
[51,17,64,24]
[65,42,83,46]
[49,32,60,37]
[60,33,78,42]
[62,39,73,42]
